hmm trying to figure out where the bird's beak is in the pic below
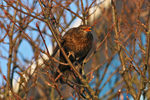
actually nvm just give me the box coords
[84,27,91,32]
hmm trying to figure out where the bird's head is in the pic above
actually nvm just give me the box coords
[77,25,92,37]
[78,25,91,32]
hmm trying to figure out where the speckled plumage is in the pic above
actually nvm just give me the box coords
[55,25,93,82]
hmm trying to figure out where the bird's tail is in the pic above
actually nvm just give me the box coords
[54,66,70,84]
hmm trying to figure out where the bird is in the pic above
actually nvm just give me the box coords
[54,25,93,83]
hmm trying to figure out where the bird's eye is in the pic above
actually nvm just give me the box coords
[80,27,84,30]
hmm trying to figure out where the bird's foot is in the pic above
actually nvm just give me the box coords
[68,51,75,58]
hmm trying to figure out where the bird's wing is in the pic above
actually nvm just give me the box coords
[51,45,59,57]
[62,28,75,41]
[51,28,75,57]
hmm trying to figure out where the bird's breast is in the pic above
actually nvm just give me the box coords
[63,35,93,58]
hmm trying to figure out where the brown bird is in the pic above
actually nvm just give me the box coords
[54,25,93,82]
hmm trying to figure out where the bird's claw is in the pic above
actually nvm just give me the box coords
[68,51,75,58]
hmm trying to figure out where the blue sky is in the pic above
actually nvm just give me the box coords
[0,0,147,99]
[0,0,95,87]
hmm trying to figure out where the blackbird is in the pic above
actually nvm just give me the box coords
[55,25,93,82]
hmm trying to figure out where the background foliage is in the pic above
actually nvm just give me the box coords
[0,0,150,99]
